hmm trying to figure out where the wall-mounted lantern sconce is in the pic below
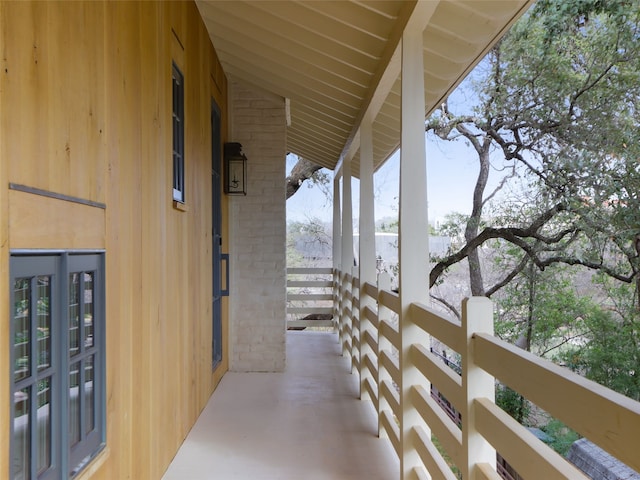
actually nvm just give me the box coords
[224,142,247,195]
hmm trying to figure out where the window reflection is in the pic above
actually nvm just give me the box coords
[69,273,80,357]
[69,362,81,447]
[14,278,31,383]
[84,272,94,349]
[37,377,52,474]
[13,387,30,480]
[86,355,95,434]
[37,276,51,372]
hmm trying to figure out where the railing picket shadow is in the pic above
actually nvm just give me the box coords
[334,268,640,480]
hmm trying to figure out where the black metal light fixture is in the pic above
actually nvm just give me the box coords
[224,142,247,195]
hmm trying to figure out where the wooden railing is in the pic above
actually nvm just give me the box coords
[335,268,640,480]
[286,267,334,329]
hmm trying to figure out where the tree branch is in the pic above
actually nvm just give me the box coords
[286,157,323,199]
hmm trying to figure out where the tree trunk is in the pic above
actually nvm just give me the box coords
[465,142,492,296]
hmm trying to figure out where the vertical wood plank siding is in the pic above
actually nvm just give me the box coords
[0,2,229,479]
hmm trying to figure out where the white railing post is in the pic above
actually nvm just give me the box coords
[332,174,342,334]
[462,297,496,479]
[332,267,340,333]
[359,118,376,400]
[351,265,360,374]
[377,272,392,438]
[339,271,348,354]
[398,9,433,476]
[341,156,354,357]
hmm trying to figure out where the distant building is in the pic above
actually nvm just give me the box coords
[354,232,451,270]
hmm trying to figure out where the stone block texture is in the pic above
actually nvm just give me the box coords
[229,81,287,372]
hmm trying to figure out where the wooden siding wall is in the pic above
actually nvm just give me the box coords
[0,2,229,479]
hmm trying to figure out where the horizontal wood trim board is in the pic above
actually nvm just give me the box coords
[287,320,333,328]
[379,289,400,313]
[287,293,334,301]
[286,267,333,275]
[380,379,400,417]
[363,281,377,299]
[287,307,334,315]
[380,349,400,385]
[476,463,502,480]
[364,377,379,410]
[411,343,463,412]
[287,280,333,288]
[379,318,400,349]
[363,353,378,379]
[411,466,431,480]
[363,329,378,352]
[363,305,378,325]
[411,302,463,353]
[411,385,463,468]
[380,409,400,458]
[474,333,640,472]
[9,183,107,209]
[474,397,589,479]
[412,426,459,480]
[9,189,105,250]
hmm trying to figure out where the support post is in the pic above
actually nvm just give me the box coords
[377,272,392,438]
[341,157,354,357]
[398,24,430,480]
[332,174,342,333]
[359,120,376,399]
[462,297,496,479]
[351,265,359,374]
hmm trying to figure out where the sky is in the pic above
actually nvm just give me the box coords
[286,134,484,227]
[285,69,501,227]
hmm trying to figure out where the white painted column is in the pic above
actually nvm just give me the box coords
[462,297,496,479]
[359,120,376,399]
[341,158,354,357]
[332,174,342,332]
[377,272,392,438]
[398,26,430,480]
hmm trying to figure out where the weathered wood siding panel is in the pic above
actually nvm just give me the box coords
[0,1,229,479]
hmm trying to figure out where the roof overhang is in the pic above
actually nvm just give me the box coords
[196,0,534,177]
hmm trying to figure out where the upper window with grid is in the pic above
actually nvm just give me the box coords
[172,62,185,203]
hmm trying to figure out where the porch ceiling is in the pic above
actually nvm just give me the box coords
[196,0,533,177]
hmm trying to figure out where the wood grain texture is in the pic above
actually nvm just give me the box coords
[0,2,229,479]
[8,189,105,249]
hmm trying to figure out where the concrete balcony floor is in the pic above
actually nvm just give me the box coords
[162,331,399,480]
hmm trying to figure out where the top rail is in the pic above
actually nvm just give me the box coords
[474,332,640,472]
[411,302,463,354]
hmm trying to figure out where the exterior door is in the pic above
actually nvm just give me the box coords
[211,100,223,368]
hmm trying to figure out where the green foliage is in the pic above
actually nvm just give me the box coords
[496,384,530,425]
[431,435,461,478]
[557,274,640,400]
[542,419,580,457]
[376,216,398,233]
[494,262,601,358]
[286,218,332,268]
[434,212,471,250]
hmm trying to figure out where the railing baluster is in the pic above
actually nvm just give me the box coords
[377,272,392,439]
[351,266,359,374]
[462,297,496,480]
[360,280,375,401]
